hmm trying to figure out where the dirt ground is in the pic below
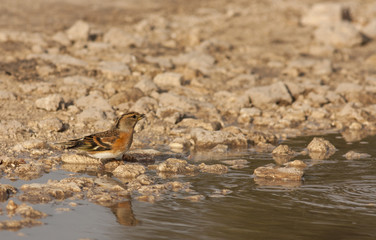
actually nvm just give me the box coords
[0,0,375,149]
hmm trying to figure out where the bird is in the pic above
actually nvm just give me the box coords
[57,112,145,160]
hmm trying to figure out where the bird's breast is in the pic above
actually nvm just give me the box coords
[112,131,133,152]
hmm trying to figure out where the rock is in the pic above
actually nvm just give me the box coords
[365,54,376,67]
[61,154,102,164]
[313,59,332,75]
[12,162,44,180]
[169,138,191,151]
[66,20,90,41]
[213,91,248,115]
[221,159,248,169]
[190,128,247,148]
[237,107,262,124]
[0,90,16,100]
[246,82,293,108]
[156,158,198,173]
[284,160,307,169]
[210,144,228,153]
[156,106,184,124]
[30,53,87,67]
[38,117,64,132]
[97,61,131,77]
[172,51,215,75]
[14,203,47,219]
[109,88,144,106]
[0,120,25,135]
[343,151,371,160]
[227,74,256,89]
[307,137,336,153]
[63,75,96,86]
[362,19,376,38]
[199,163,228,174]
[19,177,93,203]
[104,27,143,47]
[153,72,183,88]
[184,195,205,202]
[134,76,158,94]
[158,92,197,113]
[253,161,305,181]
[301,3,350,27]
[0,184,17,201]
[13,139,46,152]
[314,22,364,48]
[129,96,158,113]
[0,218,43,230]
[52,31,70,45]
[35,94,64,111]
[144,55,173,68]
[335,83,363,94]
[272,145,296,155]
[112,164,145,178]
[247,131,278,145]
[76,92,113,112]
[76,107,106,122]
[336,103,364,122]
[178,118,219,131]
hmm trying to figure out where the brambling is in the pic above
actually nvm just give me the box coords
[58,112,144,159]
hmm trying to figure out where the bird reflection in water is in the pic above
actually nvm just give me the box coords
[109,201,140,226]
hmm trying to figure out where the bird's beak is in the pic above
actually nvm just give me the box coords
[138,114,145,120]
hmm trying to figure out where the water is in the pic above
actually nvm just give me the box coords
[1,134,376,239]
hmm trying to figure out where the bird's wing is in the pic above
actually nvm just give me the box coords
[58,130,120,152]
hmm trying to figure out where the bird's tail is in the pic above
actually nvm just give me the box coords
[53,139,81,149]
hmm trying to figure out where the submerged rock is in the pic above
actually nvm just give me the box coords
[0,218,43,231]
[184,194,205,202]
[198,163,228,174]
[253,160,306,181]
[343,151,371,160]
[221,159,248,169]
[156,158,198,174]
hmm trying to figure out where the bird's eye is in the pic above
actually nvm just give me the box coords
[132,115,137,118]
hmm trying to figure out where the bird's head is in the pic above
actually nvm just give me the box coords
[114,112,145,131]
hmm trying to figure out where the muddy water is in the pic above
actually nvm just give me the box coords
[2,134,376,240]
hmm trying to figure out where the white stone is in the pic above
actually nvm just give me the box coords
[52,31,70,45]
[301,3,349,27]
[66,20,90,41]
[76,92,113,112]
[335,83,363,94]
[246,82,293,108]
[362,19,376,38]
[103,28,143,47]
[134,77,158,94]
[314,22,364,48]
[35,94,64,111]
[153,72,183,88]
[97,61,131,77]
